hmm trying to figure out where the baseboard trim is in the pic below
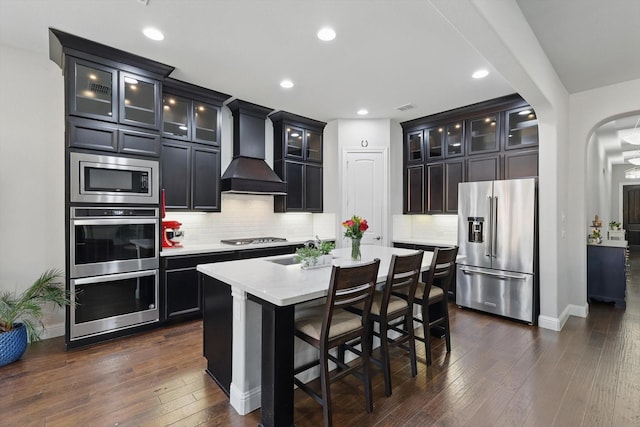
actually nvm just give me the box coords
[39,322,65,341]
[229,383,261,415]
[538,303,589,331]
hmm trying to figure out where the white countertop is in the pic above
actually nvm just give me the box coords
[160,237,334,256]
[197,245,436,307]
[588,239,628,248]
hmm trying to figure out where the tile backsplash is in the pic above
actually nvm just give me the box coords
[392,214,458,244]
[166,193,335,244]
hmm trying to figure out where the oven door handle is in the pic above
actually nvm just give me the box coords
[72,218,158,226]
[71,269,158,285]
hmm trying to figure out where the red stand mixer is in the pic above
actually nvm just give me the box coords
[161,190,184,248]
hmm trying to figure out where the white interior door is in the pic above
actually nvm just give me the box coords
[342,149,388,246]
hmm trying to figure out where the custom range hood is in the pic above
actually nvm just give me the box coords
[221,99,287,195]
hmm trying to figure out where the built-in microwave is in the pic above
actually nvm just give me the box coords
[70,152,159,205]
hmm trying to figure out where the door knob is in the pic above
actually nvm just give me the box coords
[374,236,381,241]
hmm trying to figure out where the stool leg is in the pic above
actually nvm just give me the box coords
[406,313,417,377]
[320,347,333,427]
[443,301,451,353]
[379,318,392,396]
[422,303,432,366]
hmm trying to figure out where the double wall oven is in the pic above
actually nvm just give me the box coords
[68,153,160,343]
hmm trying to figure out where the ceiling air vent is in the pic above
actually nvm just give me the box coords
[396,103,415,111]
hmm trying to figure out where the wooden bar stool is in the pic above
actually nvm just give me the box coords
[293,258,380,427]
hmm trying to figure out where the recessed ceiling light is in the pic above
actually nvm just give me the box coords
[317,27,336,41]
[143,27,164,41]
[357,109,368,116]
[472,69,489,79]
[280,79,294,89]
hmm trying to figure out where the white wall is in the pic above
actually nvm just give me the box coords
[567,78,640,307]
[0,43,66,337]
[430,0,571,329]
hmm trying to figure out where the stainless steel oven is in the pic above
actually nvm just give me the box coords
[70,207,159,278]
[70,269,159,340]
[70,152,159,204]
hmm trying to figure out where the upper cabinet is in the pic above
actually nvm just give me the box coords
[505,106,539,149]
[270,111,327,212]
[162,78,228,146]
[65,55,163,131]
[160,78,231,212]
[50,28,175,157]
[401,94,538,214]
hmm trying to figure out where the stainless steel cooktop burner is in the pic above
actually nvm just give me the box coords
[220,237,288,245]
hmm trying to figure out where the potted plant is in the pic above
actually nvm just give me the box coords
[295,245,323,268]
[609,220,621,230]
[318,240,336,264]
[0,269,71,366]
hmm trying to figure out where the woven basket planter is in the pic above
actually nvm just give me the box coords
[0,323,28,367]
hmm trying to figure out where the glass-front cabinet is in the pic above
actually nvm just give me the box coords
[162,94,221,146]
[285,126,304,159]
[506,107,539,149]
[68,58,117,122]
[162,94,190,138]
[68,57,161,130]
[445,122,464,157]
[194,102,219,144]
[305,129,322,162]
[468,114,499,154]
[407,130,424,163]
[120,72,160,128]
[426,127,443,160]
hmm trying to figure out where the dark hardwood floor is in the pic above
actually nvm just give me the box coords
[2,256,639,426]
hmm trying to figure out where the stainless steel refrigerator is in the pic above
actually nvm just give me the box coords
[456,178,538,323]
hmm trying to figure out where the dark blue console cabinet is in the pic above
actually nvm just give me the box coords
[587,244,627,308]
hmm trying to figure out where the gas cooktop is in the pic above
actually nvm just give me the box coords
[220,237,288,245]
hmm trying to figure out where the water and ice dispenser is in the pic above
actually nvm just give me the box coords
[467,217,484,243]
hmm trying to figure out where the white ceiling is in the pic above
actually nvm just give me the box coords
[0,0,638,140]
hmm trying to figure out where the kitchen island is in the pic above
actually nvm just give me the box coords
[197,245,439,427]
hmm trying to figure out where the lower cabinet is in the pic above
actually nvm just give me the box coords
[162,244,304,322]
[587,245,627,308]
[162,251,237,322]
[202,274,233,396]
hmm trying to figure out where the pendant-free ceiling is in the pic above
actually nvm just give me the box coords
[623,117,640,145]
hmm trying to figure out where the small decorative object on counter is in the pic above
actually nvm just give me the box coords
[342,215,368,261]
[592,214,602,227]
[588,228,602,244]
[609,220,621,230]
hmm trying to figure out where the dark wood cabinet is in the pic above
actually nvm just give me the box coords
[445,160,464,213]
[504,149,538,179]
[161,141,221,211]
[401,94,538,214]
[427,163,444,213]
[587,245,627,308]
[163,244,304,323]
[66,57,162,131]
[405,165,424,214]
[68,115,161,157]
[162,251,237,322]
[270,111,327,212]
[467,155,501,182]
[162,78,225,146]
[160,78,230,212]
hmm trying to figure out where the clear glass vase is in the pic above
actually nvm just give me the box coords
[351,237,361,261]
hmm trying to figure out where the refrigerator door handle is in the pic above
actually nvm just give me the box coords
[460,266,528,280]
[486,196,493,257]
[492,196,498,258]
